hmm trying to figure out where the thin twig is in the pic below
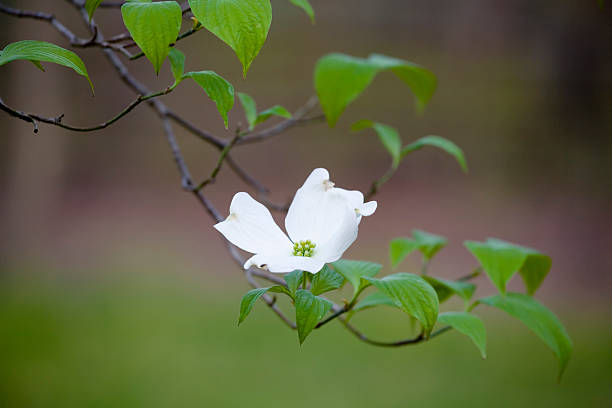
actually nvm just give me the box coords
[1,88,173,133]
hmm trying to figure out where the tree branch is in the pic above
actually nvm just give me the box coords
[0,88,174,133]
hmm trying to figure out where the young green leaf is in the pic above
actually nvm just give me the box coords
[283,270,303,296]
[518,252,552,296]
[289,0,315,23]
[238,286,291,325]
[255,105,292,126]
[465,239,528,295]
[352,120,402,168]
[331,260,382,297]
[389,238,419,268]
[183,71,235,128]
[85,0,103,22]
[352,291,397,313]
[402,135,468,173]
[0,40,93,93]
[167,48,185,83]
[438,311,487,358]
[189,0,272,76]
[389,230,448,268]
[486,238,551,296]
[310,265,344,296]
[294,290,333,344]
[121,1,182,75]
[364,273,439,336]
[237,92,258,130]
[479,293,572,380]
[314,53,436,127]
[423,276,476,303]
[366,53,437,113]
[412,229,448,260]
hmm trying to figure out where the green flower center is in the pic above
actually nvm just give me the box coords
[293,240,316,257]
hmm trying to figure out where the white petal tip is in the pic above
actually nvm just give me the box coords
[359,201,377,216]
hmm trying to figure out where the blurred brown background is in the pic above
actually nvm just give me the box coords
[1,0,610,299]
[0,1,611,406]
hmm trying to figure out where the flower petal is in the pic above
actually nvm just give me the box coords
[285,168,353,244]
[214,192,292,255]
[244,253,326,274]
[313,202,360,263]
[333,188,377,220]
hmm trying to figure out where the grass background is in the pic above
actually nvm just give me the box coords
[1,267,610,408]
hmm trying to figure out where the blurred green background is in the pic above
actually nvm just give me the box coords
[1,0,611,407]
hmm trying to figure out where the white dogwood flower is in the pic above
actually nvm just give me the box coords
[214,168,377,273]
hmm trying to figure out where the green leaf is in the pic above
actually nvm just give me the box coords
[438,312,487,358]
[121,1,182,75]
[389,230,448,268]
[423,276,476,303]
[167,48,185,83]
[314,53,436,127]
[412,229,448,260]
[294,290,333,344]
[189,0,272,76]
[389,238,419,268]
[519,252,552,296]
[237,92,257,130]
[183,71,235,128]
[401,135,468,173]
[364,273,439,336]
[464,239,527,295]
[310,265,344,296]
[0,40,93,93]
[289,0,315,23]
[283,270,303,297]
[479,293,572,380]
[352,120,402,168]
[238,286,291,325]
[255,105,292,126]
[352,291,397,313]
[85,0,103,22]
[331,260,382,297]
[486,238,551,296]
[366,53,437,113]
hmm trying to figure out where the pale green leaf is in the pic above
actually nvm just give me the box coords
[238,286,291,325]
[389,238,419,268]
[283,270,303,297]
[479,293,572,380]
[168,48,185,83]
[255,105,292,126]
[352,291,397,313]
[364,273,439,336]
[366,53,437,113]
[295,290,333,344]
[402,135,468,173]
[189,0,272,76]
[0,40,93,93]
[310,265,344,296]
[352,120,402,168]
[486,238,551,296]
[438,311,487,358]
[332,260,382,297]
[85,0,103,22]
[237,92,257,130]
[121,1,182,75]
[183,71,235,128]
[464,239,527,295]
[289,0,314,23]
[412,229,448,260]
[314,53,436,127]
[423,276,476,303]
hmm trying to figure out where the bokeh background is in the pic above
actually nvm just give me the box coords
[1,1,611,406]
